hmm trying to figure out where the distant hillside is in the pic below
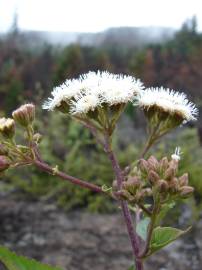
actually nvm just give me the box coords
[0,26,175,48]
[77,27,175,47]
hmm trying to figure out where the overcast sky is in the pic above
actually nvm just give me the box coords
[0,0,202,33]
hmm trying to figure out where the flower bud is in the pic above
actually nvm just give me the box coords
[116,190,134,201]
[159,157,169,172]
[164,167,175,181]
[157,179,168,193]
[148,170,160,184]
[0,156,10,172]
[12,104,35,127]
[0,118,15,139]
[123,177,141,195]
[169,159,178,171]
[147,156,159,170]
[180,186,194,198]
[138,159,149,174]
[169,177,179,193]
[179,173,189,187]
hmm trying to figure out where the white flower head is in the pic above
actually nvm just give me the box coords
[99,72,144,105]
[171,147,182,161]
[42,79,83,111]
[137,87,198,123]
[43,71,144,114]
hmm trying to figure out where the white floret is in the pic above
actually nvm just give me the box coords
[171,147,182,161]
[70,93,101,115]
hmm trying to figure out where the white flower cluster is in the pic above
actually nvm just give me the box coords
[43,71,144,115]
[137,87,198,122]
[43,71,198,123]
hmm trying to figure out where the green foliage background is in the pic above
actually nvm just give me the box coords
[1,17,202,213]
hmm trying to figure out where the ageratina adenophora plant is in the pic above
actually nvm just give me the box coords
[0,71,198,270]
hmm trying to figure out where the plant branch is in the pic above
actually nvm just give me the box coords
[140,123,161,158]
[34,159,104,194]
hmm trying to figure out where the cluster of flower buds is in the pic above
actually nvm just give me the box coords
[113,176,152,204]
[0,104,38,174]
[0,104,35,141]
[139,155,194,199]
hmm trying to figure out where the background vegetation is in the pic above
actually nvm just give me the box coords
[1,17,202,213]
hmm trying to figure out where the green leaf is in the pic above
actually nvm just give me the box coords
[0,246,63,270]
[136,217,150,241]
[149,226,191,255]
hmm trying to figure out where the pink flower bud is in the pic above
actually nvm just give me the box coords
[180,186,194,198]
[12,104,35,127]
[147,156,159,170]
[148,170,160,184]
[159,157,169,171]
[123,177,141,195]
[164,167,175,181]
[139,159,149,173]
[157,179,168,193]
[169,177,179,193]
[179,173,189,187]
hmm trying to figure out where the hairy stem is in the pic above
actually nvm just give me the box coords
[34,159,103,194]
[140,201,159,258]
[104,136,143,270]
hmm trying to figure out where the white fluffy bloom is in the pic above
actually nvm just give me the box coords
[171,147,182,161]
[137,87,198,122]
[42,80,83,111]
[97,71,144,105]
[70,93,101,115]
[43,71,144,114]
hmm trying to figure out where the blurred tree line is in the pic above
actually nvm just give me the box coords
[1,17,202,212]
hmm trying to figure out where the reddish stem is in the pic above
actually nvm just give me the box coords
[34,159,103,194]
[104,139,143,270]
